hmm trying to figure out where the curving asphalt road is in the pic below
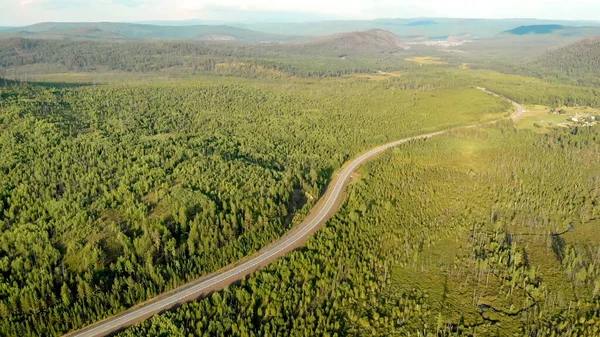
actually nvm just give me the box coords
[477,86,526,118]
[64,91,525,337]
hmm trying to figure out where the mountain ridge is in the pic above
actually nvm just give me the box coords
[292,29,408,53]
[0,22,301,42]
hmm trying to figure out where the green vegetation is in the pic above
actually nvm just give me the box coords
[533,37,600,87]
[514,104,600,132]
[291,29,407,54]
[405,56,448,65]
[462,69,600,107]
[1,27,600,337]
[119,122,600,337]
[0,37,413,79]
[0,74,509,336]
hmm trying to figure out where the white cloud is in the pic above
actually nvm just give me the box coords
[1,0,600,26]
[20,0,44,6]
[171,0,600,20]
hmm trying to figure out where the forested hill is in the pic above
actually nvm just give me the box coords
[291,29,408,53]
[533,36,600,87]
[502,24,600,37]
[0,37,411,78]
[0,22,299,42]
[504,25,567,35]
[236,18,600,38]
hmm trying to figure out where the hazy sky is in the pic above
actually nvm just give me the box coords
[2,0,600,26]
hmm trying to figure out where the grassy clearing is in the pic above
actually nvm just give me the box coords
[405,56,448,65]
[353,72,402,80]
[515,104,599,132]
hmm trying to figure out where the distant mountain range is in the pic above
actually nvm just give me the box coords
[230,18,600,38]
[504,24,600,36]
[0,18,599,43]
[0,22,302,42]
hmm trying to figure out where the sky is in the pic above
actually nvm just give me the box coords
[1,0,600,26]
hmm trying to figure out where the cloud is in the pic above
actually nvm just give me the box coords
[18,0,147,10]
[19,0,89,10]
[20,0,45,6]
[3,0,600,27]
[112,0,149,7]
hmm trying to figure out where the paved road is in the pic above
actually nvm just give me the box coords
[511,100,526,119]
[476,86,526,118]
[65,90,524,337]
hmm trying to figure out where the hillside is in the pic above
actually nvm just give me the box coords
[0,22,299,42]
[503,24,600,37]
[293,29,408,53]
[0,37,411,78]
[505,24,566,35]
[236,18,599,39]
[534,36,600,86]
[406,20,438,27]
[1,27,126,40]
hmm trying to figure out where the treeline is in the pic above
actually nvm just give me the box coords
[119,123,600,337]
[0,38,410,78]
[0,78,509,336]
[482,79,600,107]
[455,69,600,108]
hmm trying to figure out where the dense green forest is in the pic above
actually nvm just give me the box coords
[0,77,510,336]
[3,35,600,101]
[532,37,600,87]
[1,29,600,337]
[0,37,413,78]
[119,122,600,336]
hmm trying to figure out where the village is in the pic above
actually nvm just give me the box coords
[510,103,600,132]
[551,108,599,128]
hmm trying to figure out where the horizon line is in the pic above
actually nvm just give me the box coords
[2,16,600,28]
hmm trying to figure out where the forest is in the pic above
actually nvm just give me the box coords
[2,33,600,88]
[0,75,510,336]
[0,27,599,337]
[532,37,600,87]
[119,122,600,337]
[0,37,414,79]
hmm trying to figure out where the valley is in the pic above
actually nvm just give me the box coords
[0,11,599,337]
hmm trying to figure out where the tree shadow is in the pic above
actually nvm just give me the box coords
[551,234,566,262]
[318,166,335,197]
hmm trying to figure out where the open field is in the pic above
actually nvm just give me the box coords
[514,104,600,131]
[405,56,448,65]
